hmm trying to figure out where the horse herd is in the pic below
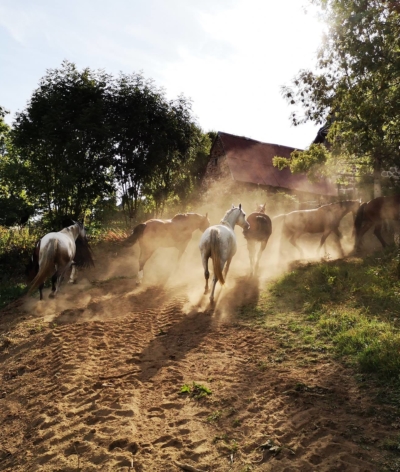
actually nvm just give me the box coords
[26,195,400,304]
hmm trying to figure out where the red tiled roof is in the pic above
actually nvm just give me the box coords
[216,132,337,196]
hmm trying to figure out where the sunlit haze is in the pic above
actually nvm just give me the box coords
[0,0,324,149]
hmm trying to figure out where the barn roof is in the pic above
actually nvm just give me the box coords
[216,131,337,196]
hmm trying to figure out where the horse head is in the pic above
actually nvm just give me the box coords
[226,204,249,230]
[256,203,266,214]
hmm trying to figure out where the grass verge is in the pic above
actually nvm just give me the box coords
[240,246,400,380]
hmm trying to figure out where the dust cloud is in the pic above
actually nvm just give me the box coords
[22,179,358,320]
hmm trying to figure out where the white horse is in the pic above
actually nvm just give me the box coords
[28,221,92,299]
[199,204,250,304]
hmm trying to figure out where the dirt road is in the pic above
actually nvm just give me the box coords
[0,239,397,471]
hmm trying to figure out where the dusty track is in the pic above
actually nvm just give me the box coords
[0,236,398,471]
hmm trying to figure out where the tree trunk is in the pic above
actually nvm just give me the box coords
[373,157,382,198]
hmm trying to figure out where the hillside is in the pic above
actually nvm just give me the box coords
[1,233,400,471]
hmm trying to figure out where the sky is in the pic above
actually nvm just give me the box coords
[0,0,325,150]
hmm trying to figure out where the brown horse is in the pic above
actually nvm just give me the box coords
[126,212,210,284]
[354,195,400,251]
[274,200,360,259]
[243,204,272,276]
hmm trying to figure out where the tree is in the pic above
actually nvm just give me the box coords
[111,74,207,217]
[12,61,115,225]
[0,107,34,226]
[276,1,400,197]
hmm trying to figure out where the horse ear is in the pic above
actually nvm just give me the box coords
[239,203,242,210]
[232,204,235,209]
[205,213,208,218]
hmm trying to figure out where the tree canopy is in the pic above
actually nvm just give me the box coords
[5,61,211,226]
[274,0,400,196]
[0,107,35,226]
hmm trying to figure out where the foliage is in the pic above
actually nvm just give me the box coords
[0,107,34,226]
[112,71,211,217]
[278,1,400,187]
[12,61,116,225]
[0,226,43,277]
[273,144,331,182]
[10,63,212,225]
[0,225,44,308]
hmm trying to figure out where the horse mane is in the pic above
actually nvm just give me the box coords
[171,213,202,221]
[172,213,189,221]
[74,235,95,268]
[318,200,358,209]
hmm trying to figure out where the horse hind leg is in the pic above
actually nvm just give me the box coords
[201,253,210,294]
[318,231,333,257]
[49,262,71,298]
[209,276,218,304]
[373,224,387,248]
[247,239,256,276]
[255,240,268,275]
[48,272,59,298]
[68,262,77,284]
[332,228,345,258]
[136,246,153,285]
[39,282,45,301]
[289,233,304,259]
[355,221,373,252]
[223,256,232,281]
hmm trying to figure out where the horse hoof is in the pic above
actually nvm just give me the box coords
[49,292,56,299]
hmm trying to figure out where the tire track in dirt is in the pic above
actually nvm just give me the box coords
[1,283,199,471]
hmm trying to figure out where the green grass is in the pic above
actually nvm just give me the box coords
[240,246,400,380]
[180,382,212,399]
[0,283,27,310]
[0,225,43,308]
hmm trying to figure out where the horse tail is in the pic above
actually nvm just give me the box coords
[210,228,224,285]
[257,215,272,238]
[125,223,146,246]
[28,239,57,295]
[353,202,366,237]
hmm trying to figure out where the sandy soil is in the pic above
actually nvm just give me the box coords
[0,217,398,471]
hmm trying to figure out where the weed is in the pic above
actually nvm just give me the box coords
[213,433,229,444]
[27,322,45,334]
[257,360,268,371]
[381,434,400,453]
[239,466,253,472]
[207,411,222,423]
[0,336,15,352]
[225,406,236,417]
[180,382,212,399]
[213,434,239,454]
